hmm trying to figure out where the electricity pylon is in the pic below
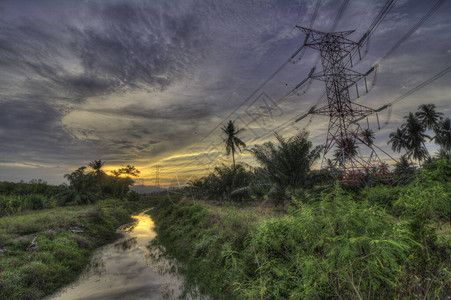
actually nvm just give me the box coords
[297,26,393,184]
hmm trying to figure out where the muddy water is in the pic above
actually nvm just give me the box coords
[50,210,185,300]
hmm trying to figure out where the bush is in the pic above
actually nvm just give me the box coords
[235,185,413,299]
[126,190,141,202]
[249,131,321,203]
[364,185,404,215]
[188,164,254,202]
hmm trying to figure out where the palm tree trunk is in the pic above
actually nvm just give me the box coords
[232,149,236,170]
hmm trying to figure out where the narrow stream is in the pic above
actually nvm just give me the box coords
[50,210,185,300]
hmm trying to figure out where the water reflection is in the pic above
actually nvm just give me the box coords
[49,210,187,300]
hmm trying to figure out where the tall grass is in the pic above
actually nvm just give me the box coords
[149,177,451,299]
[0,194,55,216]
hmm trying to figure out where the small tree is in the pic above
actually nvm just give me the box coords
[89,160,105,193]
[250,130,321,203]
[221,120,246,169]
[111,165,141,200]
[63,166,99,204]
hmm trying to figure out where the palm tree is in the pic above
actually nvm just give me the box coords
[361,128,375,146]
[249,131,321,201]
[436,117,451,155]
[388,128,409,154]
[401,112,430,163]
[221,120,246,169]
[415,103,443,133]
[64,166,98,204]
[394,155,416,176]
[333,137,358,167]
[436,148,451,161]
[89,160,105,192]
[89,160,105,177]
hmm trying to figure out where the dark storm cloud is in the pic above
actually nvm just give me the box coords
[0,1,207,99]
[0,0,210,175]
[0,98,70,159]
[83,101,213,121]
[73,2,206,91]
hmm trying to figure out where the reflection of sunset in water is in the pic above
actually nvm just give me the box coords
[127,215,156,239]
[50,210,184,300]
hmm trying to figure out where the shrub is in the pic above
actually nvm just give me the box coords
[126,190,141,202]
[249,131,322,203]
[235,185,413,299]
[364,185,404,215]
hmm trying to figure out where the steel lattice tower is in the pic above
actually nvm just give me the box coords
[298,27,393,184]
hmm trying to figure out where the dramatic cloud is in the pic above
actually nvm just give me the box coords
[0,0,450,185]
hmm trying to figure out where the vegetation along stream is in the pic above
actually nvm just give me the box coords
[49,210,185,300]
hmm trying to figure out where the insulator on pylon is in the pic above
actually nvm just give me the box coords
[364,77,368,93]
[376,113,380,130]
[367,117,370,129]
[355,83,360,98]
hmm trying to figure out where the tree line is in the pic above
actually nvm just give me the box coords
[0,161,141,216]
[188,103,451,203]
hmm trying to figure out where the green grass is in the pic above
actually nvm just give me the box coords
[0,202,151,299]
[0,194,56,216]
[148,186,451,299]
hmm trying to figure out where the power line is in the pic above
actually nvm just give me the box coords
[294,0,440,127]
[247,0,398,148]
[196,0,324,144]
[378,0,446,63]
[197,0,352,146]
[170,0,401,180]
[389,66,451,106]
[331,0,350,31]
[199,0,351,150]
[353,65,451,124]
[250,92,327,144]
[358,0,398,45]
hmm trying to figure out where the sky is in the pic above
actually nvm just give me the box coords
[1,0,450,187]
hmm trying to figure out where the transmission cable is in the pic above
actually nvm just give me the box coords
[196,0,324,144]
[378,0,445,64]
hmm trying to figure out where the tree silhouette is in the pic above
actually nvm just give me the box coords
[388,128,409,154]
[415,103,443,133]
[394,155,416,176]
[89,160,105,178]
[333,137,358,167]
[221,120,246,169]
[64,166,98,204]
[89,160,105,192]
[111,165,141,199]
[361,128,375,146]
[401,112,430,163]
[436,117,451,155]
[250,131,321,201]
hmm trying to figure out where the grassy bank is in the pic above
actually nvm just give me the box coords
[149,185,451,299]
[0,201,152,299]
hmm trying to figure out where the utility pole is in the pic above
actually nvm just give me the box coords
[297,26,393,184]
